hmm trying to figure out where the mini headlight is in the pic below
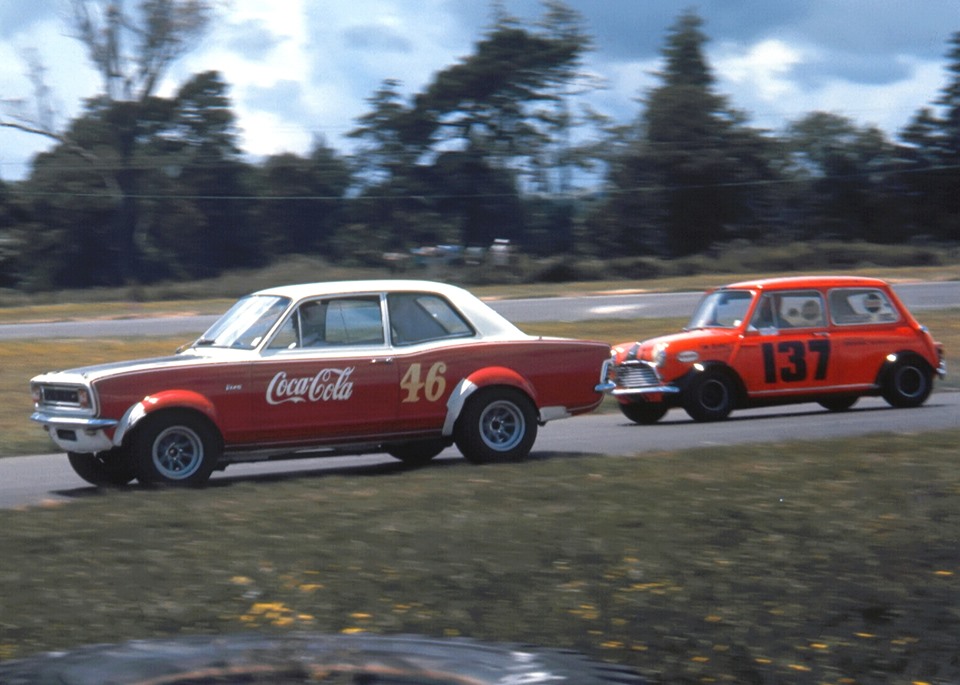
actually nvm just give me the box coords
[653,342,668,367]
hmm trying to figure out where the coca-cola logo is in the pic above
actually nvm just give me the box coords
[266,367,355,405]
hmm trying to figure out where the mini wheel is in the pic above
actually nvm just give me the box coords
[132,411,221,486]
[818,396,858,412]
[619,401,669,424]
[682,369,736,422]
[455,387,538,463]
[881,356,933,408]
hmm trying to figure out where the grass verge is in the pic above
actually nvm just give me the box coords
[1,430,958,684]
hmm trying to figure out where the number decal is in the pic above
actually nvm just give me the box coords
[762,341,830,383]
[400,362,448,403]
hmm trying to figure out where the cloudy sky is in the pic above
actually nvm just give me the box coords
[1,0,958,181]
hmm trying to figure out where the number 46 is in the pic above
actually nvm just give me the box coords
[401,362,448,402]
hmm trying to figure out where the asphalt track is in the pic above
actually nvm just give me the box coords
[0,281,957,339]
[2,392,956,510]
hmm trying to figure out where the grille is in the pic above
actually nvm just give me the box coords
[615,362,661,389]
[41,386,81,406]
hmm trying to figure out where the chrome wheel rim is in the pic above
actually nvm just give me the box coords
[152,426,204,480]
[479,400,525,452]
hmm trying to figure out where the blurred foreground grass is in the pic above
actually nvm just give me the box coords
[0,430,958,684]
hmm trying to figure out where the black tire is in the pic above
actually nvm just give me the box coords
[619,401,669,424]
[818,396,859,412]
[67,449,136,486]
[132,410,221,486]
[386,439,446,466]
[0,633,646,684]
[881,356,933,408]
[455,387,538,463]
[682,369,736,422]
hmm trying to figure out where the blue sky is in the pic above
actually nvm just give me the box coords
[1,0,958,180]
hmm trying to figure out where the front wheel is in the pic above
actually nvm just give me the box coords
[387,439,447,466]
[682,369,736,422]
[881,357,933,408]
[455,388,538,464]
[132,411,221,486]
[619,401,669,425]
[68,449,136,486]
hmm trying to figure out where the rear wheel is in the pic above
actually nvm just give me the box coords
[682,369,736,422]
[619,401,668,425]
[67,449,135,486]
[818,396,858,412]
[455,388,537,464]
[881,357,933,408]
[132,411,221,486]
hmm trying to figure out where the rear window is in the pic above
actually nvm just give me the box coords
[388,293,474,345]
[829,288,900,325]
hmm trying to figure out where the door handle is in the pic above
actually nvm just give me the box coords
[371,357,394,364]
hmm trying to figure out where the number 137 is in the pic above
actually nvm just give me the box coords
[762,340,830,383]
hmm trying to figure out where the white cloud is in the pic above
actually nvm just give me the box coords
[714,38,807,102]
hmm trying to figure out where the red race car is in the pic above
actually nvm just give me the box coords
[598,276,946,424]
[31,280,610,485]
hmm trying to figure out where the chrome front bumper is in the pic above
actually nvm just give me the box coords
[31,412,118,453]
[595,359,681,396]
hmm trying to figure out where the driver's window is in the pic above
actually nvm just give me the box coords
[751,291,825,330]
[268,298,383,349]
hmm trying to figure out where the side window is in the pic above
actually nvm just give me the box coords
[751,291,825,330]
[267,297,384,349]
[829,288,900,325]
[325,298,384,345]
[388,293,474,345]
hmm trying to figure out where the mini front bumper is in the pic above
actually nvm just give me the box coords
[594,359,682,396]
[31,412,118,453]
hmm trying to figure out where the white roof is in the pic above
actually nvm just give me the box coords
[252,279,524,339]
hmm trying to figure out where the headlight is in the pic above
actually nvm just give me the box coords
[653,342,668,367]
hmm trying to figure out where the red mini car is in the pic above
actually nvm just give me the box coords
[598,276,946,423]
[31,280,610,485]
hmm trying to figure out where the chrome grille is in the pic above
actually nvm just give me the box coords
[40,386,81,406]
[615,361,661,389]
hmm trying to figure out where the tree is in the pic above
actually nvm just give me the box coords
[2,0,214,285]
[348,2,594,249]
[252,139,353,258]
[900,31,960,241]
[784,112,905,242]
[594,10,777,257]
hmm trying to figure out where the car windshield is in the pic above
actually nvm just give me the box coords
[686,290,754,329]
[194,295,291,349]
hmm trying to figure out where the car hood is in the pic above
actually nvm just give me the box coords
[613,328,739,362]
[31,349,247,385]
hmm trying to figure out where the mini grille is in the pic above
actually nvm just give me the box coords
[615,362,660,388]
[42,386,81,405]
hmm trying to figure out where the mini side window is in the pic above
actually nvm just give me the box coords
[829,288,900,325]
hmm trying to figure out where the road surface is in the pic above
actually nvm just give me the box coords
[2,392,956,510]
[0,281,956,339]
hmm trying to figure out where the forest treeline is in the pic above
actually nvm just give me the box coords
[1,2,958,291]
